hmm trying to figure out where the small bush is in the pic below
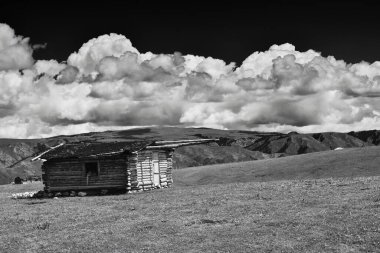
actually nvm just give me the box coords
[14,177,23,185]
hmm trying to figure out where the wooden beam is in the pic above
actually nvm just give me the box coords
[48,185,126,191]
[87,150,124,157]
[145,140,218,149]
[153,139,219,145]
[31,143,65,161]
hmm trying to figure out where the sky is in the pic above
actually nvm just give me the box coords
[1,0,380,138]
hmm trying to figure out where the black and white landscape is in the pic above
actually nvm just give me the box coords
[1,1,380,252]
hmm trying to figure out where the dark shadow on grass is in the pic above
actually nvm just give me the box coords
[25,200,47,205]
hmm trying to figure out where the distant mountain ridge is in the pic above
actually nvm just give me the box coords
[0,127,379,185]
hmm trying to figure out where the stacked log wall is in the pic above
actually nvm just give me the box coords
[166,150,174,187]
[42,157,127,192]
[126,152,138,191]
[127,149,174,191]
[134,150,154,191]
[158,152,168,187]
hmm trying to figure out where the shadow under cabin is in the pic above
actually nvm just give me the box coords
[33,139,218,193]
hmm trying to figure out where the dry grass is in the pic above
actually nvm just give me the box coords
[1,176,380,252]
[174,146,380,186]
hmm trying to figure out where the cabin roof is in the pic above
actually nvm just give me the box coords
[37,138,219,161]
[40,141,152,160]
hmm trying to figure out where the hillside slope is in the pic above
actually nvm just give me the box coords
[173,144,268,169]
[1,127,380,185]
[174,146,380,186]
[0,141,44,184]
[245,134,329,155]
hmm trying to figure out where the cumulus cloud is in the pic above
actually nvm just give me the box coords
[236,43,320,79]
[0,23,34,70]
[34,60,66,76]
[67,34,139,75]
[1,23,380,138]
[56,65,80,84]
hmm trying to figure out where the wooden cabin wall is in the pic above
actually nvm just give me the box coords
[127,150,173,191]
[42,158,127,192]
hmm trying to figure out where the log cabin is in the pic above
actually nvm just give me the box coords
[36,139,217,193]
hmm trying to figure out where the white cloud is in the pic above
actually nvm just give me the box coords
[56,65,80,84]
[0,23,34,70]
[34,60,66,76]
[350,61,380,80]
[67,33,139,75]
[0,23,380,138]
[237,43,320,79]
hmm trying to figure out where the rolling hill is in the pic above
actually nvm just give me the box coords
[174,145,380,186]
[1,127,380,185]
[1,169,380,252]
[2,129,380,251]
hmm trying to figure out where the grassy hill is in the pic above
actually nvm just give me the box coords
[0,140,44,184]
[174,144,268,169]
[1,126,380,185]
[1,145,380,252]
[174,146,380,186]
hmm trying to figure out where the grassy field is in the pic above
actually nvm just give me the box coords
[174,146,380,186]
[1,146,380,252]
[1,176,380,252]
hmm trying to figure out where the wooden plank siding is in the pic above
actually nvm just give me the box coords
[43,158,127,192]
